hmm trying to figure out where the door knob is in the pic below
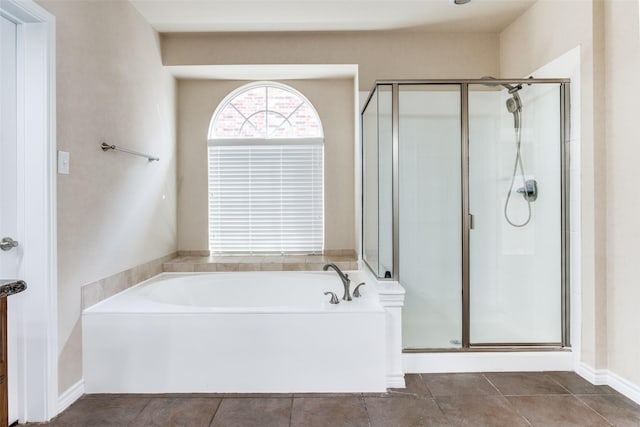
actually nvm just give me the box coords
[0,237,18,251]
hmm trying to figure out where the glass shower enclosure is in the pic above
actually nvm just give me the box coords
[361,79,570,350]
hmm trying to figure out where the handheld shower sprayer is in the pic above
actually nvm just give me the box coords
[480,76,537,228]
[481,76,523,129]
[506,96,521,129]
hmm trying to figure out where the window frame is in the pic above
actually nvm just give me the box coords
[207,82,325,255]
[208,81,324,142]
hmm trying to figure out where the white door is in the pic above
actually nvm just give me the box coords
[1,13,22,425]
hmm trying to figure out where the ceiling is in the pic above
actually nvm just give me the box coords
[130,0,537,33]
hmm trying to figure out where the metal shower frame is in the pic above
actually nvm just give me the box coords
[360,78,571,352]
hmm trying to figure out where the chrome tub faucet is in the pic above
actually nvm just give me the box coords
[323,263,352,301]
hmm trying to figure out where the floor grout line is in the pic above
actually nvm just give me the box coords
[127,396,153,426]
[416,372,436,399]
[545,372,574,394]
[498,392,534,427]
[431,395,448,417]
[207,396,223,427]
[360,394,373,427]
[481,373,503,395]
[508,405,534,427]
[501,393,574,397]
[573,394,617,427]
[288,396,294,427]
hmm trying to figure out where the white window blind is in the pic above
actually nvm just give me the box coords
[208,142,324,254]
[208,82,325,254]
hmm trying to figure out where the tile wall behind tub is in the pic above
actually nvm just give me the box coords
[162,253,358,273]
[81,253,177,309]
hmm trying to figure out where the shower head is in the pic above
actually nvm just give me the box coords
[481,76,522,128]
[506,93,522,114]
[509,99,522,129]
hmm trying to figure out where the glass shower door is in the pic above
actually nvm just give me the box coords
[399,85,462,349]
[468,83,563,345]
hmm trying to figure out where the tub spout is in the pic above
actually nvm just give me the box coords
[322,263,352,301]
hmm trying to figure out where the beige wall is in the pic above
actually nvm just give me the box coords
[37,0,177,393]
[604,0,640,387]
[502,0,640,389]
[161,31,500,91]
[167,30,501,257]
[500,0,607,371]
[177,78,355,252]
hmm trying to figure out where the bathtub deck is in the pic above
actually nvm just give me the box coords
[163,254,358,273]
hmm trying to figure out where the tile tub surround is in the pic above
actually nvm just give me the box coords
[163,254,358,273]
[81,253,177,309]
[36,372,640,426]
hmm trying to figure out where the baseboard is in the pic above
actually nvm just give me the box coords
[576,363,640,405]
[575,362,608,384]
[403,351,573,373]
[58,379,84,415]
[387,373,406,389]
[607,370,640,405]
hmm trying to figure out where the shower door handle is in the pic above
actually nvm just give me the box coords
[469,214,475,230]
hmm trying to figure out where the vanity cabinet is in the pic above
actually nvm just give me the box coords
[0,297,7,426]
[0,280,26,427]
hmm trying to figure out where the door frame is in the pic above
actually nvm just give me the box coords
[0,0,57,422]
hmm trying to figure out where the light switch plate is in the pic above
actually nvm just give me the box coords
[58,150,70,174]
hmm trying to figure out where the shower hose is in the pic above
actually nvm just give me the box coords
[503,120,533,228]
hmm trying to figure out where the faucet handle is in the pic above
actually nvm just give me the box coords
[324,291,340,304]
[353,282,366,298]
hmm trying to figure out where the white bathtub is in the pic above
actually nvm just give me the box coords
[82,271,388,393]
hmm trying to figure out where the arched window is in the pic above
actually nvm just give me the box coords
[208,82,324,254]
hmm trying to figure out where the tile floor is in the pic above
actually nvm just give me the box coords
[30,372,640,426]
